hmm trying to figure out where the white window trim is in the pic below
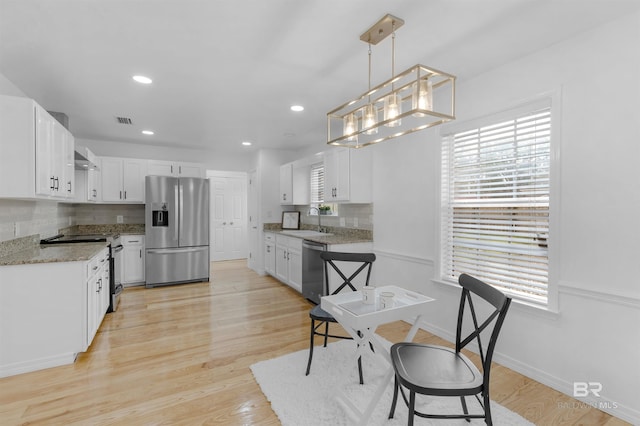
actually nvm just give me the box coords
[436,90,562,312]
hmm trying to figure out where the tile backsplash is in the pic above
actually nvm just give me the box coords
[295,203,373,230]
[73,204,145,225]
[0,199,145,244]
[0,199,74,242]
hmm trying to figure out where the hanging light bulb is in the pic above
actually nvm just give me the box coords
[363,43,378,135]
[412,79,433,117]
[384,93,401,126]
[384,22,401,127]
[363,104,378,134]
[343,113,358,142]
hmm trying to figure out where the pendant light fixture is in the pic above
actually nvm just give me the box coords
[327,14,456,148]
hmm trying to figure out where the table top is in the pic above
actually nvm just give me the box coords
[321,285,434,330]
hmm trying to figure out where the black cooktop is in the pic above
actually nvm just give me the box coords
[41,234,112,244]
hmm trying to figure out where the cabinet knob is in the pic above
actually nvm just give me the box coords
[230,222,234,225]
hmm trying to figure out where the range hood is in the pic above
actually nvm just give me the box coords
[74,146,99,170]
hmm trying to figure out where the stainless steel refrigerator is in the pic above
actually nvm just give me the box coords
[145,176,209,288]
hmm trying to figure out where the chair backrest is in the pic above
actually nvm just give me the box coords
[320,251,376,296]
[455,273,511,382]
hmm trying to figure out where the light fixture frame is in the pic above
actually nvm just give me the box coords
[327,63,456,148]
[327,14,456,148]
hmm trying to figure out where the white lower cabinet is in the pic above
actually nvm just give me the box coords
[122,235,145,286]
[86,248,110,346]
[0,246,109,377]
[264,233,276,275]
[274,234,302,292]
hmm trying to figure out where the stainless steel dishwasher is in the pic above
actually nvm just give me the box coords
[302,240,327,304]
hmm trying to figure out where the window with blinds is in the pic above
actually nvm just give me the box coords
[441,103,551,305]
[310,163,324,204]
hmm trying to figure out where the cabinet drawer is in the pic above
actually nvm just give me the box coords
[86,247,108,277]
[264,232,275,242]
[122,235,144,245]
[87,256,100,277]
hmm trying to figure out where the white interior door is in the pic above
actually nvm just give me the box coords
[209,172,247,261]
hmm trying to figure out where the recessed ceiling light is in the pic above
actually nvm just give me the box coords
[242,141,252,146]
[290,105,304,112]
[133,75,153,84]
[142,130,154,135]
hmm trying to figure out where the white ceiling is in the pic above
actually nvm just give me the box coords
[1,0,638,156]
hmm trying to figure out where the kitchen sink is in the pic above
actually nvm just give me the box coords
[280,230,333,237]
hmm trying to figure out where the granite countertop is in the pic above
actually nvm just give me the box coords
[264,224,372,245]
[60,224,145,236]
[0,242,109,266]
[297,233,373,245]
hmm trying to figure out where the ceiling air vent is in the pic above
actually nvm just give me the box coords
[116,116,133,125]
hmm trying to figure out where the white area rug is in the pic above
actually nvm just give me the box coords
[251,340,534,426]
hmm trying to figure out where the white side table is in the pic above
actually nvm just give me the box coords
[321,285,435,425]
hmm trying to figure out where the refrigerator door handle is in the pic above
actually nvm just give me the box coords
[179,183,184,244]
[174,183,180,242]
[147,248,205,254]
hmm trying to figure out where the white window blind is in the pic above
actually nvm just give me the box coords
[441,105,551,305]
[310,163,324,204]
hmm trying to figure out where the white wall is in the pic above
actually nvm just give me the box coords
[0,73,25,97]
[371,11,640,423]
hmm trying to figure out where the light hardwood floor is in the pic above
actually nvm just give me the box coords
[0,260,629,425]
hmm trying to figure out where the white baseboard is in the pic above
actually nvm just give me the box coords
[0,352,77,378]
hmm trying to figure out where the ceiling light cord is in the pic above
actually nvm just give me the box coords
[368,43,372,103]
[391,22,396,90]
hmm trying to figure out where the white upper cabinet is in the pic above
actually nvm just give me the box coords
[279,162,293,204]
[292,160,311,205]
[74,158,101,203]
[0,95,75,200]
[101,157,147,203]
[323,147,372,203]
[147,160,204,178]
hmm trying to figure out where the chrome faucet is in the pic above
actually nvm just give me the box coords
[309,207,322,232]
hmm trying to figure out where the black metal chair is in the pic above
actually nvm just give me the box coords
[388,273,512,426]
[304,251,376,384]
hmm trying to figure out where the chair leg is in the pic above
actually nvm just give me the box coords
[388,375,399,419]
[305,318,316,376]
[323,321,329,347]
[408,390,416,426]
[484,392,493,426]
[460,396,470,423]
